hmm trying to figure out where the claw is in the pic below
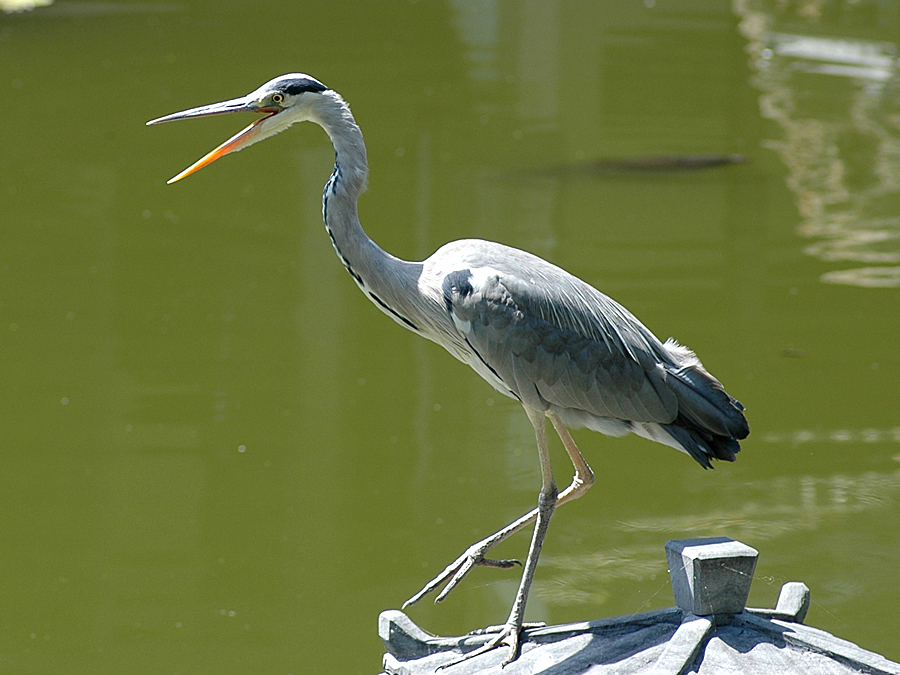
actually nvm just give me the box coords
[481,558,521,569]
[403,544,520,608]
[468,621,544,636]
[436,622,522,670]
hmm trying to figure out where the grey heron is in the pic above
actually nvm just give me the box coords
[147,74,749,666]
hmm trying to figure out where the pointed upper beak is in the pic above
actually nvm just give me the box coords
[147,94,278,184]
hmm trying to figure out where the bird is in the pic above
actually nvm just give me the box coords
[147,73,749,667]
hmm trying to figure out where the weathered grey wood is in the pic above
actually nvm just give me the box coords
[379,539,900,675]
[379,605,900,675]
[775,582,810,622]
[381,615,679,674]
[746,581,810,623]
[379,608,684,674]
[734,613,900,675]
[665,537,758,616]
[646,614,713,675]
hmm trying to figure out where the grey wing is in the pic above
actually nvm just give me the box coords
[441,265,679,424]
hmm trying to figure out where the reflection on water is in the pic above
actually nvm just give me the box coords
[735,0,900,287]
[451,0,501,82]
[539,467,900,607]
[761,426,900,445]
[619,470,900,535]
[1,1,181,16]
[538,547,662,606]
[537,154,747,177]
[0,0,50,12]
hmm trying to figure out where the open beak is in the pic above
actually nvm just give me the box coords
[147,95,278,184]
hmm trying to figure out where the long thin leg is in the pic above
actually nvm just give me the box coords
[441,406,557,666]
[406,406,596,667]
[548,410,595,504]
[403,408,594,610]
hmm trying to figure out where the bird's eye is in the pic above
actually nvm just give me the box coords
[272,93,284,104]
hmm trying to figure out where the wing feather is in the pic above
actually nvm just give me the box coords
[443,259,676,423]
[434,240,748,469]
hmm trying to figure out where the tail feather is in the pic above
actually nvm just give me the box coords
[662,423,742,468]
[668,365,749,439]
[663,364,749,468]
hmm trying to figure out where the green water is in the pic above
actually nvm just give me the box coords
[2,1,899,673]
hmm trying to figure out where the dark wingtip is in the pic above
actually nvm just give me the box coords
[669,366,749,440]
[663,423,743,469]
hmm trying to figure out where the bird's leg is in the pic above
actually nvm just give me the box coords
[404,410,595,611]
[403,508,534,609]
[548,411,595,504]
[434,406,560,669]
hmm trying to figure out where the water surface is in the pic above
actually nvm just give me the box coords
[1,1,898,673]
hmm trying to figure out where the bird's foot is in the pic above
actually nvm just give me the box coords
[437,621,523,670]
[467,621,544,635]
[403,542,520,608]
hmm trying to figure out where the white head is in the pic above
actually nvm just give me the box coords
[147,73,329,183]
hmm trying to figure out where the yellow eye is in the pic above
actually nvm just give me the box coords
[272,93,284,104]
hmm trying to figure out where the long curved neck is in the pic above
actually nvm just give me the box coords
[310,91,426,333]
